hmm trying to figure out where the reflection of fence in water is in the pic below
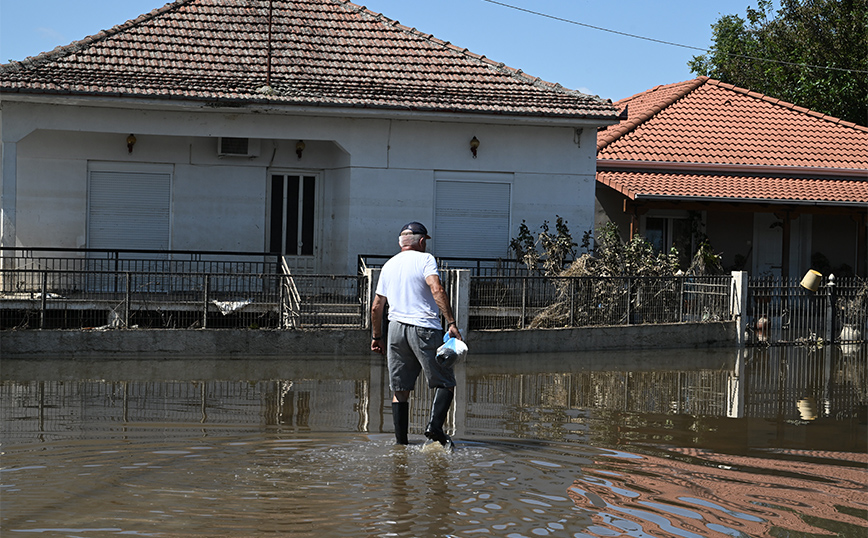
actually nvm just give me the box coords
[2,347,865,436]
[744,345,867,421]
[466,370,731,431]
[0,379,368,435]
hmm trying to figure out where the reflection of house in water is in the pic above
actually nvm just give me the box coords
[2,347,865,442]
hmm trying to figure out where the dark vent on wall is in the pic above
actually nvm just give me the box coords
[218,137,259,157]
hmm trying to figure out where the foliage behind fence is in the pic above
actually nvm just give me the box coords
[468,275,732,330]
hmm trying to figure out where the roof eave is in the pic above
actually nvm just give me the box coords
[0,91,621,127]
[631,193,868,208]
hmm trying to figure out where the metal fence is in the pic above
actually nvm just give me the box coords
[0,247,279,275]
[1,266,735,332]
[0,269,366,330]
[360,254,530,277]
[746,276,867,346]
[468,275,732,330]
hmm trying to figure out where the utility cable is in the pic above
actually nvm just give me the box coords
[481,0,868,75]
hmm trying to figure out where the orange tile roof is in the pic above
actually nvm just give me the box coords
[597,170,868,206]
[0,0,616,120]
[597,77,868,204]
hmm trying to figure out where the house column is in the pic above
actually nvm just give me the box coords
[856,211,867,278]
[776,210,794,279]
[0,140,17,252]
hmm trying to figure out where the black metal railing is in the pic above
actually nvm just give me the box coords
[0,247,280,277]
[359,254,531,277]
[468,275,732,330]
[746,275,867,346]
[0,268,365,330]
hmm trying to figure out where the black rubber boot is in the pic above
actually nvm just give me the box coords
[392,402,409,445]
[424,388,454,449]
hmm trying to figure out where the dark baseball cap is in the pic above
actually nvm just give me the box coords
[400,221,431,238]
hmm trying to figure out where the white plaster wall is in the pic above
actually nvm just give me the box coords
[320,166,353,274]
[343,121,597,270]
[172,164,267,251]
[17,156,88,247]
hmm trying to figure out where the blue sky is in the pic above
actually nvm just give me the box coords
[0,0,763,102]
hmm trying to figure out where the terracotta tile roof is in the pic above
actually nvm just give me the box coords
[596,78,706,150]
[0,0,617,119]
[596,77,868,205]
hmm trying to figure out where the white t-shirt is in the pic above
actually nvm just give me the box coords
[376,250,442,329]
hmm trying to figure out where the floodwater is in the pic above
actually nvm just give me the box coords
[1,345,866,538]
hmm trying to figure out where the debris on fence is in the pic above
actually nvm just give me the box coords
[212,299,253,315]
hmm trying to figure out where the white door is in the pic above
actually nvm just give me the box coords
[753,213,783,277]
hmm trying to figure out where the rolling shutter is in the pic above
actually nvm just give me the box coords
[434,180,511,258]
[88,169,171,250]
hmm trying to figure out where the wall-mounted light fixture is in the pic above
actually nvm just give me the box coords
[296,140,306,159]
[126,134,137,153]
[470,136,480,158]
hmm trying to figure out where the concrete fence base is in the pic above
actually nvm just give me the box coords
[1,321,737,359]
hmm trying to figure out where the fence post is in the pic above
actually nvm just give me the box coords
[125,272,131,328]
[278,273,285,328]
[453,269,471,337]
[731,271,748,347]
[40,270,48,329]
[626,277,632,325]
[365,268,380,331]
[825,274,836,344]
[520,277,527,329]
[569,277,576,327]
[203,274,210,329]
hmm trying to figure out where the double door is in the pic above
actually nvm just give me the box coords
[270,173,319,274]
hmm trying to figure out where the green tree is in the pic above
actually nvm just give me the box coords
[689,0,868,125]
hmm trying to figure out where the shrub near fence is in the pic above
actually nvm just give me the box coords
[468,275,732,331]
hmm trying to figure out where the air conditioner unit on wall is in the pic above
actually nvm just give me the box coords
[217,137,260,158]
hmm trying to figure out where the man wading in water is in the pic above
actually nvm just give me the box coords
[370,222,463,450]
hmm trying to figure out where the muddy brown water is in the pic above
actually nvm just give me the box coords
[2,346,866,537]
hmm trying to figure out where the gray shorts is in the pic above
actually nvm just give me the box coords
[387,321,456,391]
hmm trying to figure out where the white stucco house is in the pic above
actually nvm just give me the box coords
[0,0,618,274]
